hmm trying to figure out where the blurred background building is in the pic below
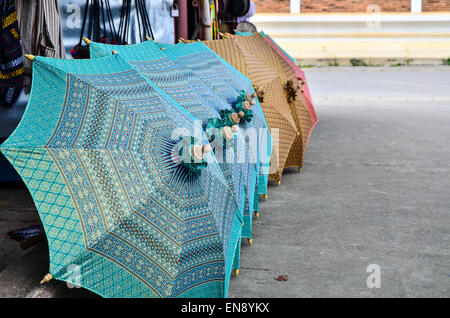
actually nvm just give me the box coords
[251,0,450,65]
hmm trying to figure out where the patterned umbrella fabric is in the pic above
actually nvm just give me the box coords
[234,31,318,139]
[87,39,263,271]
[15,0,65,93]
[152,41,272,239]
[196,37,302,184]
[260,33,318,132]
[90,41,270,243]
[231,33,314,158]
[155,42,272,195]
[0,53,243,298]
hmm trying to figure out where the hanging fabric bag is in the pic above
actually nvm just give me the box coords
[0,0,24,108]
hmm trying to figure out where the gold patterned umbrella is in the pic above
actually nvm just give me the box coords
[232,33,314,157]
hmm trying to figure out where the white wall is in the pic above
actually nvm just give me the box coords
[252,13,450,59]
[290,0,300,14]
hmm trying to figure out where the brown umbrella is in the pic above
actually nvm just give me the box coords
[231,33,314,155]
[263,34,318,136]
[202,37,302,184]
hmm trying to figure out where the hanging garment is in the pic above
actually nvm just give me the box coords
[210,0,219,39]
[15,0,65,93]
[234,30,318,135]
[0,0,23,108]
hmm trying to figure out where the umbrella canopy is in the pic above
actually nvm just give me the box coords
[231,33,314,156]
[156,41,272,195]
[15,0,65,93]
[0,54,243,298]
[88,40,271,241]
[262,35,318,138]
[153,41,273,238]
[231,31,318,141]
[198,37,302,184]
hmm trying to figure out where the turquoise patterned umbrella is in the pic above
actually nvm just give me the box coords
[88,40,253,228]
[87,39,270,272]
[157,42,272,197]
[0,54,242,298]
[153,41,272,240]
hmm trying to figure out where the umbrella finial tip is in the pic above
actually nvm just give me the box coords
[24,54,35,61]
[254,211,260,219]
[247,239,253,246]
[82,37,91,45]
[234,269,240,277]
[263,194,268,200]
[40,273,53,284]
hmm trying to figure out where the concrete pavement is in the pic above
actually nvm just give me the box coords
[305,66,450,103]
[228,67,450,297]
[1,67,449,297]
